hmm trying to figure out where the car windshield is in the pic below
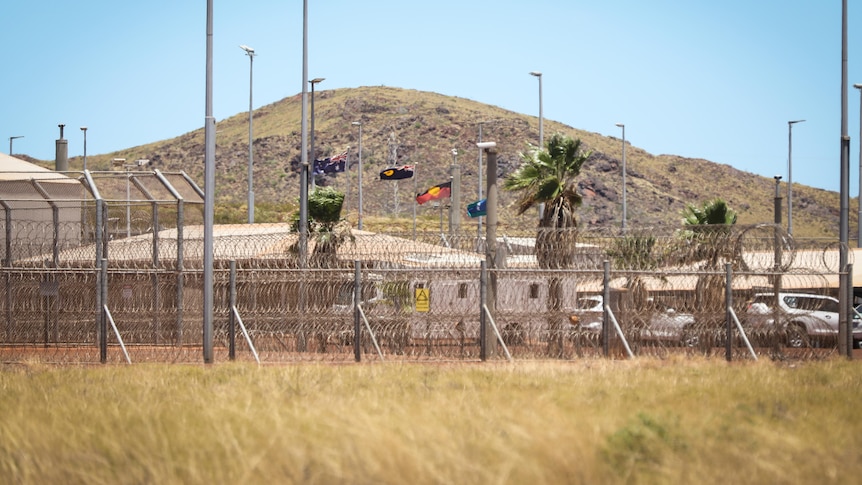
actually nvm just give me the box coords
[819,299,839,313]
[576,297,601,310]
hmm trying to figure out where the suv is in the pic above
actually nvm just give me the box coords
[745,293,862,348]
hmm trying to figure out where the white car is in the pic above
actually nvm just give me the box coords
[572,295,698,347]
[745,293,862,348]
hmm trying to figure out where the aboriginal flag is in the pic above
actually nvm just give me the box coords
[416,181,451,205]
[379,165,414,180]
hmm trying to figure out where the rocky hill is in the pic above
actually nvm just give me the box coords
[48,86,851,239]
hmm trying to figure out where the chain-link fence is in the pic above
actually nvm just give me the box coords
[0,172,856,363]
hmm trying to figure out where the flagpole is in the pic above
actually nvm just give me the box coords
[345,147,351,221]
[412,160,418,240]
[477,123,483,250]
[439,200,443,234]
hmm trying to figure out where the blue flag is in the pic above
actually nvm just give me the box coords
[467,199,487,218]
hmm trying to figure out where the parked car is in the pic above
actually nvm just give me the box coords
[640,301,699,347]
[745,292,862,348]
[571,295,698,347]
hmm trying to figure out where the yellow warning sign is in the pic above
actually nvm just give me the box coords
[415,288,430,312]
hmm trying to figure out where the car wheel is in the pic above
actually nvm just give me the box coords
[680,325,700,348]
[786,323,810,348]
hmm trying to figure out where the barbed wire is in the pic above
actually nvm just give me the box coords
[0,209,856,363]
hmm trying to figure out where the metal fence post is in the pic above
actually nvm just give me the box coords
[354,260,361,362]
[100,258,108,363]
[3,202,11,340]
[480,260,487,361]
[845,263,854,359]
[725,263,733,362]
[176,199,184,346]
[602,260,610,357]
[229,260,236,360]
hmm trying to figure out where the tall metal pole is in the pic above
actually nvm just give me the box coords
[838,0,850,357]
[240,45,256,224]
[773,176,783,225]
[126,165,131,238]
[80,127,88,171]
[8,136,23,156]
[530,71,544,220]
[202,0,215,363]
[309,77,325,190]
[773,175,783,325]
[412,159,418,240]
[344,145,351,220]
[299,0,309,268]
[616,123,626,231]
[450,149,460,236]
[477,123,483,242]
[855,83,862,248]
[787,119,805,236]
[481,142,498,359]
[530,72,543,144]
[352,121,363,230]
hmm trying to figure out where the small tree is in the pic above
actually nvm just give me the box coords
[290,187,354,267]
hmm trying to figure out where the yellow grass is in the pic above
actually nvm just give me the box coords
[1,358,860,484]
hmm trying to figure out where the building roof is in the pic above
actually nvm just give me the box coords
[0,153,70,181]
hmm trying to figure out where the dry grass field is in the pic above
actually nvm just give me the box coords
[1,357,860,484]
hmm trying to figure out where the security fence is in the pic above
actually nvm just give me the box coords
[0,171,855,363]
[0,228,855,364]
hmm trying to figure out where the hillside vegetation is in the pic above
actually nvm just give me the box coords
[45,86,850,239]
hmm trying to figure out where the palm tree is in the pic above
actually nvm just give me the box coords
[678,197,740,270]
[503,132,591,269]
[682,198,737,226]
[504,133,591,357]
[678,198,741,334]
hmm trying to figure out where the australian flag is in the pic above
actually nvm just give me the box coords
[312,150,347,175]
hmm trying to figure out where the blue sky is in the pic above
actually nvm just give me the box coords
[1,1,860,194]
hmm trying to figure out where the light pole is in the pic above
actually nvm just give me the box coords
[855,83,862,247]
[787,119,805,235]
[530,71,544,220]
[239,44,256,224]
[838,0,850,357]
[80,127,88,170]
[309,77,325,190]
[616,123,627,231]
[298,0,309,269]
[477,140,497,360]
[529,71,543,145]
[8,136,23,155]
[352,121,363,230]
